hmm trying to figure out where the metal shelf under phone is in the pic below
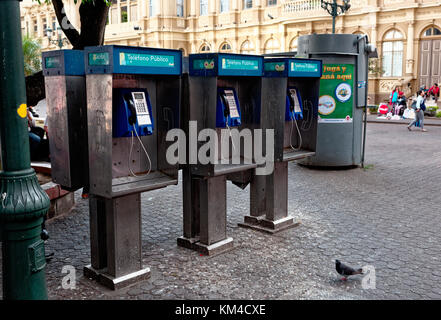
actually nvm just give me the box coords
[192,162,258,178]
[111,171,178,197]
[283,149,315,162]
[213,163,257,176]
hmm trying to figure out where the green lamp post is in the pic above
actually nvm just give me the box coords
[0,0,50,299]
[321,0,351,34]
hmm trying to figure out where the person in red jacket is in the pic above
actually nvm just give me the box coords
[428,83,440,103]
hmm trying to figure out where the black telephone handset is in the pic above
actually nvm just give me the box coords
[124,94,137,126]
[288,94,295,113]
[221,93,230,118]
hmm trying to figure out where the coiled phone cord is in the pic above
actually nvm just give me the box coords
[226,121,237,152]
[289,114,303,151]
[220,119,237,161]
[128,128,152,177]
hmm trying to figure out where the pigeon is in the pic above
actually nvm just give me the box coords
[335,259,363,281]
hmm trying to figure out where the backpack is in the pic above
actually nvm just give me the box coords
[421,100,426,111]
[411,100,417,109]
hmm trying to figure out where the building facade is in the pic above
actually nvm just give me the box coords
[20,0,441,102]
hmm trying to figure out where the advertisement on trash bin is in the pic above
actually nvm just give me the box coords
[318,64,354,123]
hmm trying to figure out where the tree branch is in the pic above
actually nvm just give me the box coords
[51,0,81,48]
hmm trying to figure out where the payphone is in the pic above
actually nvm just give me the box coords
[217,88,242,128]
[238,58,322,233]
[178,53,263,255]
[42,50,89,191]
[286,87,304,121]
[83,45,182,289]
[113,89,154,138]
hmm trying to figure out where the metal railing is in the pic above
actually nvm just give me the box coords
[282,0,324,14]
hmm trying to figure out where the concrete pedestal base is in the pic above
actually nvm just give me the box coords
[177,236,234,256]
[193,237,234,256]
[83,265,151,290]
[177,236,199,250]
[239,215,299,234]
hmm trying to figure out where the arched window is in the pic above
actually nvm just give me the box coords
[264,38,279,54]
[200,43,211,52]
[240,40,254,54]
[289,37,298,52]
[423,27,441,37]
[219,42,232,53]
[382,29,403,77]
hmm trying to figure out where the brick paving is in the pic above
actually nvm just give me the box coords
[1,121,441,300]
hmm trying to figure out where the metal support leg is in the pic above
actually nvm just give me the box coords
[241,173,267,226]
[180,175,233,255]
[85,193,150,290]
[240,162,299,234]
[83,195,108,280]
[177,166,200,248]
[195,175,233,255]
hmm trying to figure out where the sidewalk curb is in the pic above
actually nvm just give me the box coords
[367,119,441,127]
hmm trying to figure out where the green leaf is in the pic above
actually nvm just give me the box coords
[22,35,42,76]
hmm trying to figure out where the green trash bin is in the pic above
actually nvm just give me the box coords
[297,34,377,167]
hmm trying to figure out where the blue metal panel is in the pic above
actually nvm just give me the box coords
[84,45,182,75]
[189,54,219,77]
[264,58,322,78]
[42,50,85,76]
[263,58,289,78]
[287,58,322,78]
[189,53,263,77]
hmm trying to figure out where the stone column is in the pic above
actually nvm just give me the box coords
[127,0,131,22]
[406,21,415,76]
[36,13,43,38]
[190,0,197,16]
[232,0,238,10]
[213,0,220,14]
[117,0,121,23]
[279,24,286,52]
[140,0,147,18]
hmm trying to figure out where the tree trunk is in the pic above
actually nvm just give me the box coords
[76,1,110,49]
[51,0,109,50]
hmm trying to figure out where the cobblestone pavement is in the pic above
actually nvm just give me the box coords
[1,122,441,300]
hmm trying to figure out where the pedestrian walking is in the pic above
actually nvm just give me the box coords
[389,86,400,113]
[408,90,427,132]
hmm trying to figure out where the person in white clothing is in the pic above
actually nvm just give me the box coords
[408,90,427,132]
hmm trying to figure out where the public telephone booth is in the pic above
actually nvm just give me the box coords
[178,53,263,255]
[42,50,89,191]
[83,45,182,289]
[239,58,322,233]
